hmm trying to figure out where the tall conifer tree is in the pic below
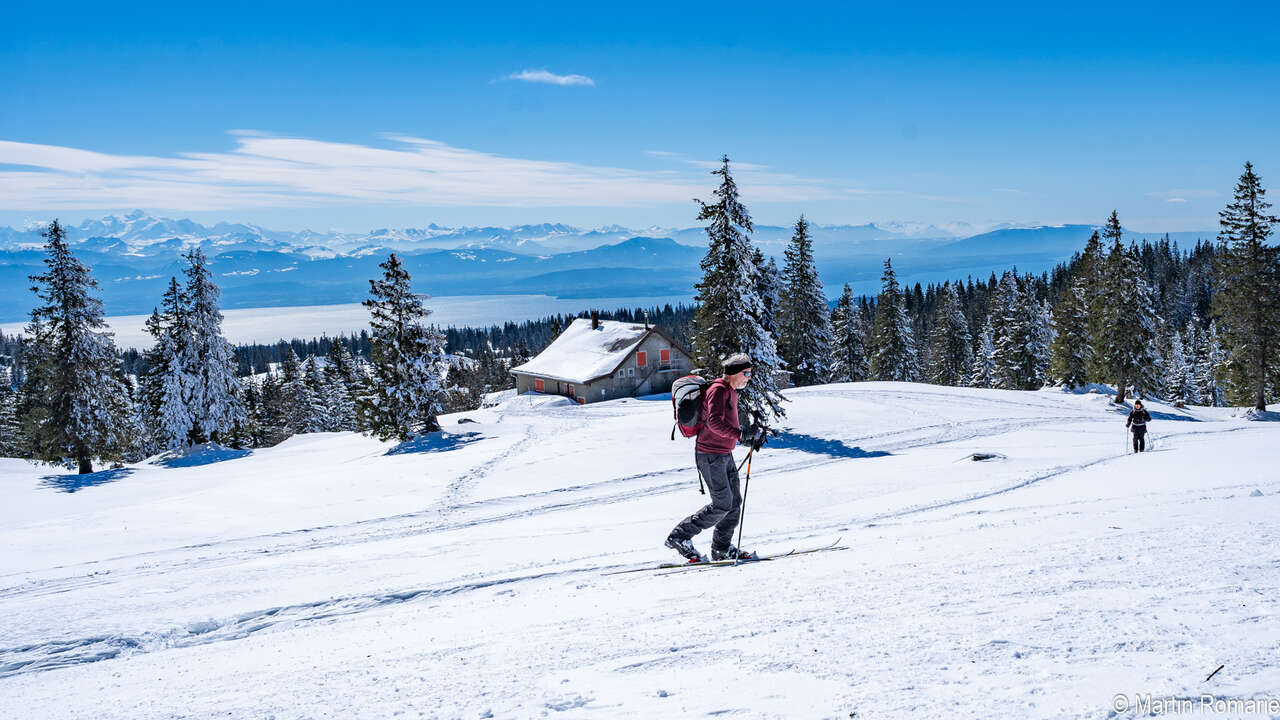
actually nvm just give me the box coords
[969,319,995,388]
[1211,161,1280,410]
[869,259,918,381]
[182,248,246,443]
[1093,212,1162,402]
[691,156,785,426]
[139,278,193,451]
[829,284,869,382]
[777,216,832,386]
[19,220,133,473]
[1049,281,1090,387]
[362,254,448,441]
[926,282,972,386]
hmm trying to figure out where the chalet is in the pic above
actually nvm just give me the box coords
[511,315,695,404]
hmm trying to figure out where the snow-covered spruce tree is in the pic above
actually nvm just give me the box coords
[829,283,869,382]
[139,278,193,452]
[302,356,334,432]
[1002,279,1053,391]
[989,273,1030,390]
[182,248,245,443]
[690,156,785,427]
[1032,295,1053,388]
[926,281,971,386]
[362,253,448,441]
[0,367,27,457]
[255,371,290,446]
[776,216,832,386]
[752,248,783,344]
[1048,280,1091,388]
[1163,327,1197,405]
[1078,230,1110,382]
[1192,321,1228,407]
[278,349,319,435]
[323,342,360,431]
[869,259,919,381]
[1092,212,1163,402]
[237,377,266,448]
[968,318,995,388]
[1210,161,1280,410]
[19,220,134,473]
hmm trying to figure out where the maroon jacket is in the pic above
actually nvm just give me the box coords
[696,378,740,454]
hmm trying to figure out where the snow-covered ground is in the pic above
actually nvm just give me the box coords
[1,383,1277,719]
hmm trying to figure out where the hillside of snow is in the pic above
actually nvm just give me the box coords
[1,383,1277,719]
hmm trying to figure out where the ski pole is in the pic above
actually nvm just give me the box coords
[734,451,753,567]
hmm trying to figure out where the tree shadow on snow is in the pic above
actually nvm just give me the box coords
[40,467,134,493]
[386,431,485,456]
[1110,405,1200,423]
[769,432,891,460]
[152,444,253,468]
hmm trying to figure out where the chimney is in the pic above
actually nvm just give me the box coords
[591,311,599,330]
[643,310,650,329]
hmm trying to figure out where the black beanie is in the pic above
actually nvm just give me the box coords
[723,353,753,376]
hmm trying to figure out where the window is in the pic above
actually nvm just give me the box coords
[568,384,575,397]
[535,378,544,392]
[660,349,670,364]
[637,351,647,367]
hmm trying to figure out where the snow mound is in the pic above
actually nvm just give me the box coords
[481,388,517,408]
[147,443,251,468]
[1241,408,1280,421]
[502,392,577,412]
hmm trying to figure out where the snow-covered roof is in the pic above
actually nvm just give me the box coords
[511,318,656,384]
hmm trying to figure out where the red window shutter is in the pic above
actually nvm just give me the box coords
[660,349,670,364]
[637,351,647,367]
[535,379,544,392]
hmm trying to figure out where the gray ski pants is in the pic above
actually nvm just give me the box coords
[669,452,742,551]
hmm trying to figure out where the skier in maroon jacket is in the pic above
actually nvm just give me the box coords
[665,353,763,562]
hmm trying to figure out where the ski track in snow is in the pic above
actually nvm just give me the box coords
[2,384,1278,719]
[0,407,1101,607]
[0,408,1261,679]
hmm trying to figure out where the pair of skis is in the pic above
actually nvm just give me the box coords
[604,537,845,576]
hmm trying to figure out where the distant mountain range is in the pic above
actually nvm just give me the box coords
[0,211,1217,322]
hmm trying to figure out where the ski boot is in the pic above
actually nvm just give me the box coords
[665,534,706,563]
[711,544,758,561]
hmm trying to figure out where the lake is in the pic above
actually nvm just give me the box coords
[0,294,696,349]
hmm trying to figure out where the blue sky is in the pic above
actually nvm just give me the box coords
[2,1,1277,232]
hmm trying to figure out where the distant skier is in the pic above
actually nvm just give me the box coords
[1126,400,1152,452]
[665,353,762,562]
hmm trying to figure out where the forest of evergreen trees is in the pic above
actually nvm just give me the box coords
[1,161,1276,471]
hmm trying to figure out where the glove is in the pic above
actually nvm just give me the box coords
[750,429,768,452]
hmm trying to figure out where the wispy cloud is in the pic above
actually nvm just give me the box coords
[646,150,769,171]
[504,69,595,87]
[1145,189,1217,203]
[0,133,839,211]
